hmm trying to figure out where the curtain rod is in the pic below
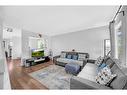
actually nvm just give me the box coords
[112,5,122,22]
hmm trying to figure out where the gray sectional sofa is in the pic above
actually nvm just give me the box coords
[53,51,89,69]
[70,57,127,89]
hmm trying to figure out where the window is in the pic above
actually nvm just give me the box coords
[104,39,111,56]
[115,21,123,60]
[110,8,126,67]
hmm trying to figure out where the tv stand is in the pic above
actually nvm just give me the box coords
[25,56,50,67]
[34,57,45,63]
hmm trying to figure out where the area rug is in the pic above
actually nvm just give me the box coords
[29,65,73,89]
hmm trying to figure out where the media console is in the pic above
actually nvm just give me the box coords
[25,56,50,67]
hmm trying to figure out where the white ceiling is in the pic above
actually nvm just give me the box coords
[1,6,119,36]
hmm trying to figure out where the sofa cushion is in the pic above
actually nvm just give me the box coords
[56,58,83,66]
[60,52,66,58]
[72,60,84,66]
[78,63,98,82]
[104,57,115,68]
[78,54,86,61]
[95,56,104,66]
[110,64,127,89]
[110,76,127,89]
[57,58,70,64]
[111,64,118,73]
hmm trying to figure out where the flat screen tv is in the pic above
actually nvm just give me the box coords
[31,49,44,57]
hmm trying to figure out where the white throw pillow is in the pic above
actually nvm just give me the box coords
[95,66,117,85]
[78,54,86,61]
[95,56,104,66]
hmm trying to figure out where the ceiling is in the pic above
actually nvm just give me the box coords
[1,6,119,36]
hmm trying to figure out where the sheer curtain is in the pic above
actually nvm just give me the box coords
[109,7,126,67]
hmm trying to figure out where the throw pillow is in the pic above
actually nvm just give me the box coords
[99,63,107,69]
[97,63,107,72]
[60,52,66,58]
[95,66,117,85]
[78,54,86,61]
[95,56,104,66]
[72,55,78,60]
[67,54,72,59]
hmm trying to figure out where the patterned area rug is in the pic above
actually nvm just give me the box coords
[29,65,73,89]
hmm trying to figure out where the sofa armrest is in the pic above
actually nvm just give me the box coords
[87,59,96,64]
[53,55,60,64]
[70,76,111,89]
[82,59,88,69]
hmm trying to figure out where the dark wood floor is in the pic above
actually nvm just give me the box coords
[6,58,54,89]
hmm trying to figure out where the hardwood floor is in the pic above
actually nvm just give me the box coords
[6,58,54,89]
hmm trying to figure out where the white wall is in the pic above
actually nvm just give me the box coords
[43,35,52,56]
[12,28,22,59]
[3,27,22,59]
[12,36,21,59]
[51,26,109,59]
[0,18,3,58]
[29,37,38,49]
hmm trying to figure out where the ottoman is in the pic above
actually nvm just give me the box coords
[65,63,80,75]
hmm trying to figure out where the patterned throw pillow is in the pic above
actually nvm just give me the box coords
[78,54,86,61]
[95,66,117,85]
[95,56,104,66]
[60,52,66,58]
